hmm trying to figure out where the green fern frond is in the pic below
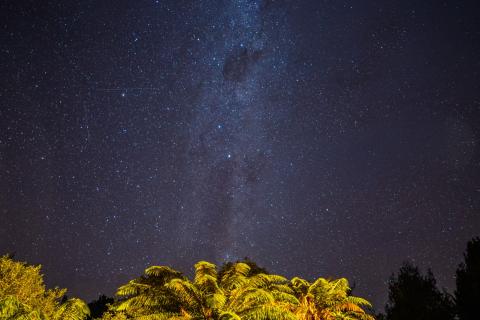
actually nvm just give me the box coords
[145,266,182,280]
[134,311,181,320]
[53,298,90,320]
[246,274,288,289]
[194,261,217,280]
[218,311,241,320]
[242,304,297,320]
[165,279,201,310]
[346,296,372,308]
[220,263,251,291]
[117,280,150,296]
[308,277,330,295]
[291,277,310,286]
[241,289,274,307]
[195,274,220,293]
[271,291,299,305]
[270,284,295,294]
[207,292,226,310]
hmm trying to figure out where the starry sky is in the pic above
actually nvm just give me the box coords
[1,0,479,310]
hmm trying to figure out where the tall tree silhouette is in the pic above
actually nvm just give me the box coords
[383,262,454,320]
[455,237,480,320]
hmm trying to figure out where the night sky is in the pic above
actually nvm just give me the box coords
[1,0,479,310]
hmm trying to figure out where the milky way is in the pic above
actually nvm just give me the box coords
[178,0,292,262]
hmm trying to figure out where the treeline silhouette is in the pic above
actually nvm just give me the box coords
[1,238,479,319]
[377,237,480,320]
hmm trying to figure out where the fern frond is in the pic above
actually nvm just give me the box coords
[117,280,150,296]
[54,298,90,320]
[194,261,217,280]
[207,292,226,310]
[145,266,182,280]
[242,304,297,320]
[291,277,311,289]
[271,291,299,305]
[220,262,251,290]
[245,274,288,289]
[218,311,241,320]
[346,296,372,308]
[165,279,201,311]
[134,311,181,320]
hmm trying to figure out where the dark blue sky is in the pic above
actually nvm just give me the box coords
[1,0,479,310]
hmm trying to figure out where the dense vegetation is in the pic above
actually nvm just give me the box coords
[1,238,479,320]
[0,255,89,319]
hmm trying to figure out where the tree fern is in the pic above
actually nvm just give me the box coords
[53,298,90,320]
[292,277,374,320]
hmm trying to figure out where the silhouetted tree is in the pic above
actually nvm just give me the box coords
[88,294,113,319]
[383,262,454,320]
[455,237,480,320]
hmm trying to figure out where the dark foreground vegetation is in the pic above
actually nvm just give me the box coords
[1,238,479,320]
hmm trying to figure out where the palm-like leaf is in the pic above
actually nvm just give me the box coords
[113,265,184,318]
[218,311,241,320]
[165,278,203,312]
[110,261,378,320]
[53,297,90,320]
[242,304,297,320]
[0,295,43,320]
[293,277,375,320]
[220,263,250,291]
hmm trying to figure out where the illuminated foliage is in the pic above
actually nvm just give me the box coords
[0,255,375,320]
[0,295,43,319]
[110,261,298,319]
[291,277,374,320]
[107,261,374,320]
[98,311,128,320]
[53,298,90,320]
[0,255,90,320]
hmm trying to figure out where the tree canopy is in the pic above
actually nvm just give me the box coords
[0,255,90,320]
[383,262,454,320]
[455,237,480,320]
[103,260,373,320]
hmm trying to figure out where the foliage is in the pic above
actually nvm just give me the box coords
[110,261,298,319]
[291,277,374,320]
[100,311,128,320]
[113,265,183,317]
[0,295,43,320]
[218,258,269,280]
[88,295,114,319]
[107,260,374,320]
[455,237,480,320]
[0,254,377,320]
[0,255,64,318]
[383,262,454,320]
[0,255,90,320]
[53,298,90,320]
